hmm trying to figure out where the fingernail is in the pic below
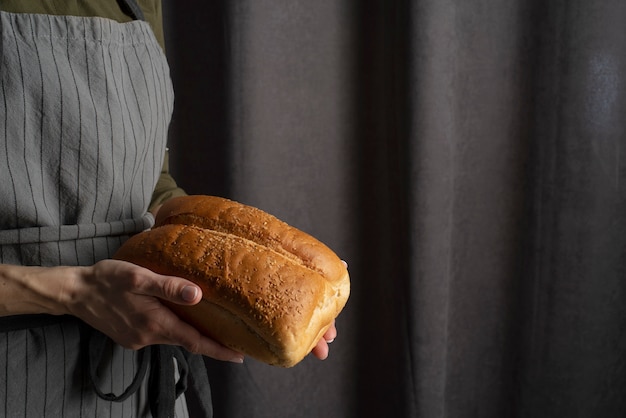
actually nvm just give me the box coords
[230,355,245,364]
[341,260,348,268]
[326,338,335,344]
[182,286,198,302]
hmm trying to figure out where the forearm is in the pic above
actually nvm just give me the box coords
[0,264,74,317]
[0,260,244,362]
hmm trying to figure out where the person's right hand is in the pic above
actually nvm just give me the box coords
[58,259,245,363]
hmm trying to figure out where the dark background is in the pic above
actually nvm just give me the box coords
[162,1,626,417]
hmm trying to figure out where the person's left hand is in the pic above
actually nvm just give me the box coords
[311,260,346,361]
[310,320,337,360]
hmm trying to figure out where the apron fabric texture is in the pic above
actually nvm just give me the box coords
[0,1,212,416]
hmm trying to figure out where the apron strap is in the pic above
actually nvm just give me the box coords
[87,327,190,418]
[117,0,145,21]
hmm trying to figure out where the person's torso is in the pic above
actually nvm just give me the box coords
[0,0,174,266]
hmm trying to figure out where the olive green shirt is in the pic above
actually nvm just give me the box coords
[0,0,187,210]
[0,0,166,48]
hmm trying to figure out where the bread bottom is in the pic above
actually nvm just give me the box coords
[168,299,328,367]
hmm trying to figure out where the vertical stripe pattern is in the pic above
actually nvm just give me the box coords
[0,12,173,266]
[0,10,188,417]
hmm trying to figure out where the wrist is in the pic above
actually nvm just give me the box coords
[0,264,81,317]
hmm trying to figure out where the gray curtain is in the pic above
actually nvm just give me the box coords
[163,1,626,417]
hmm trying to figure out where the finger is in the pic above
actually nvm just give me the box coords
[165,315,244,363]
[158,278,203,305]
[323,320,337,343]
[186,334,245,364]
[132,269,203,306]
[311,338,329,360]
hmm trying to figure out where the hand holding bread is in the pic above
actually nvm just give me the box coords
[114,195,350,367]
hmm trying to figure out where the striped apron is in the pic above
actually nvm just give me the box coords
[0,1,212,416]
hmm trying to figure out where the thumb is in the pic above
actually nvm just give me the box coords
[142,273,203,306]
[179,283,202,304]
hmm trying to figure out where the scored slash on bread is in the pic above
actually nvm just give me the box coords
[113,195,350,367]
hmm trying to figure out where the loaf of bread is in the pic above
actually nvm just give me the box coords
[113,195,350,367]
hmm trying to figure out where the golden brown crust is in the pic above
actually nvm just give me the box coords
[114,195,350,367]
[155,195,346,284]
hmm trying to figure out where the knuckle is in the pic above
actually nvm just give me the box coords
[141,317,164,336]
[184,340,202,355]
[161,277,182,300]
[116,333,148,351]
[125,268,147,290]
[123,341,145,351]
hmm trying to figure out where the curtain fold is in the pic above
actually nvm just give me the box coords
[407,1,534,417]
[164,0,626,416]
[518,1,626,416]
